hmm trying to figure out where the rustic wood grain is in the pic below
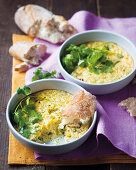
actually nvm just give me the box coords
[99,0,136,18]
[0,0,13,169]
[52,0,97,19]
[46,165,110,170]
[110,164,136,170]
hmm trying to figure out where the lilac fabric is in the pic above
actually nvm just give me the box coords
[25,11,136,161]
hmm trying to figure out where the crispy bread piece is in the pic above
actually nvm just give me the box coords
[118,97,136,116]
[15,62,29,72]
[14,5,52,35]
[38,15,77,44]
[60,90,96,120]
[9,41,47,65]
[14,4,77,44]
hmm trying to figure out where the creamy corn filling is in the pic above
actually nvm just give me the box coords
[71,41,134,84]
[15,90,91,144]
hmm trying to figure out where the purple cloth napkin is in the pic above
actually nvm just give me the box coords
[25,11,136,161]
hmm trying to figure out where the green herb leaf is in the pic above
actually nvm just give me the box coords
[66,44,78,52]
[17,86,31,96]
[22,129,31,138]
[79,45,92,58]
[26,97,30,105]
[29,111,42,123]
[62,53,78,73]
[23,104,36,114]
[78,58,87,67]
[14,110,22,124]
[14,109,27,128]
[32,67,57,81]
[62,42,118,75]
[13,96,43,138]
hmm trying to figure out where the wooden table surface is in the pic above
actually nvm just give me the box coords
[1,0,136,169]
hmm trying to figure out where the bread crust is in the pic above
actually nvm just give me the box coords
[15,62,29,72]
[118,97,136,116]
[9,41,47,65]
[14,5,52,34]
[60,90,96,120]
[14,4,77,43]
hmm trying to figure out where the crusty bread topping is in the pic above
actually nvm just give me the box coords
[60,90,96,120]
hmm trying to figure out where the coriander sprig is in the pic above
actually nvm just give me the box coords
[32,67,58,81]
[17,86,31,95]
[14,86,44,138]
[62,42,120,74]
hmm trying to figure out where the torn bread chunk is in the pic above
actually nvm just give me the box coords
[59,90,96,129]
[14,4,77,44]
[118,97,136,116]
[14,5,53,35]
[60,90,96,119]
[37,15,77,44]
[9,41,47,65]
[15,62,29,72]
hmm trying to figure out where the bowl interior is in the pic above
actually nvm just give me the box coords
[59,30,136,75]
[7,79,97,147]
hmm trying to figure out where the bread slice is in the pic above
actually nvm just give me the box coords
[60,90,96,120]
[15,62,29,72]
[38,15,77,44]
[9,41,47,65]
[118,97,136,116]
[59,90,96,129]
[14,4,77,44]
[14,5,53,35]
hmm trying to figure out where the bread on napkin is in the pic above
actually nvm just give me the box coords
[118,97,136,116]
[59,90,96,128]
[14,4,77,44]
[9,41,47,66]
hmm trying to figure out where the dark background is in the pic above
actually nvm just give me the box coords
[1,0,136,169]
